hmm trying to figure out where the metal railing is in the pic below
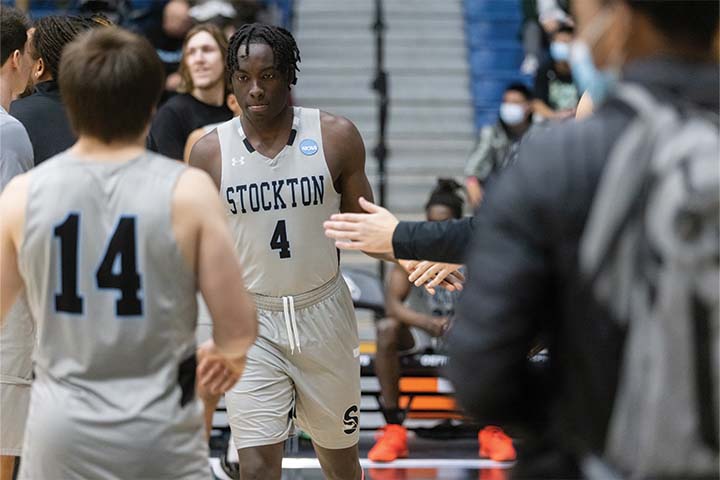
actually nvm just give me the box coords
[372,0,390,281]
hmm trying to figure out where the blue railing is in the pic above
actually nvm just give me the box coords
[464,0,531,130]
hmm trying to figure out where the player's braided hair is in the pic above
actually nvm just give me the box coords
[426,178,464,219]
[226,23,300,85]
[32,15,103,80]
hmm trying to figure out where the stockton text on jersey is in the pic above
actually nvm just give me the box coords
[225,175,325,214]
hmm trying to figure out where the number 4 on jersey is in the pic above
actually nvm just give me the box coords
[270,220,291,259]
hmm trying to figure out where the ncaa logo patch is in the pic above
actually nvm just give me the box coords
[299,139,319,156]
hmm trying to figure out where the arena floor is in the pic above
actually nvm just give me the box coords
[209,430,514,479]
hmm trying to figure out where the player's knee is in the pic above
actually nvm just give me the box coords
[238,452,280,480]
[376,318,402,349]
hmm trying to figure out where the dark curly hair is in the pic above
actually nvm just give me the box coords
[226,23,300,85]
[32,15,107,80]
[426,178,464,219]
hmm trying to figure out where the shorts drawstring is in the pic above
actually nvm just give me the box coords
[282,295,301,354]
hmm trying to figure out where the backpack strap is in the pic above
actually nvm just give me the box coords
[580,84,676,279]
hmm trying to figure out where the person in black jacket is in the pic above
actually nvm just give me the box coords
[10,15,106,166]
[448,1,718,477]
[326,2,719,476]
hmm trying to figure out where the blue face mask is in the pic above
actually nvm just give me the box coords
[550,42,570,62]
[569,9,622,105]
[569,40,618,104]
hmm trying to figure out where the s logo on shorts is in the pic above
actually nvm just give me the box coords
[343,405,359,434]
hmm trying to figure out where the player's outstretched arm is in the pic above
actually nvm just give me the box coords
[173,168,257,365]
[0,175,28,323]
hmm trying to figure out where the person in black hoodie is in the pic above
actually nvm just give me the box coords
[448,1,719,477]
[10,15,106,165]
[325,2,718,476]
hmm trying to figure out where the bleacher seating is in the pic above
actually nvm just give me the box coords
[1,0,294,28]
[464,0,532,130]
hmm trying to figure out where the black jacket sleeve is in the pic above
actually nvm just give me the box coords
[391,217,475,263]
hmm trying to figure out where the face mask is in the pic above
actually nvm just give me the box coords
[499,103,527,126]
[569,41,618,105]
[569,9,623,104]
[550,42,570,62]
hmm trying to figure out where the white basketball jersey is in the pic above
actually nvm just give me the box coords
[217,107,341,296]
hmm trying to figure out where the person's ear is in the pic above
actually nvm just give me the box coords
[35,57,45,79]
[11,50,20,69]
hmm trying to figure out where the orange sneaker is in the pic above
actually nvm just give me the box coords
[478,426,516,461]
[368,424,409,462]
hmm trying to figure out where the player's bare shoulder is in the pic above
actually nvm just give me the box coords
[0,173,30,224]
[319,111,365,178]
[188,129,222,188]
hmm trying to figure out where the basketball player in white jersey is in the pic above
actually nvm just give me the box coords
[189,23,376,480]
[0,27,257,479]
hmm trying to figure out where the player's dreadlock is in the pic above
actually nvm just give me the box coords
[32,15,105,80]
[227,23,301,86]
[426,178,464,219]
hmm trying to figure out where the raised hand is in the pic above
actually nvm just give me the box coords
[323,197,399,253]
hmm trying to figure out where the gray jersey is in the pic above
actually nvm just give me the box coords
[218,107,341,296]
[17,151,207,480]
[0,106,35,456]
[0,105,34,190]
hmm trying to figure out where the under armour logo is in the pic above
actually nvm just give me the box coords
[231,157,245,167]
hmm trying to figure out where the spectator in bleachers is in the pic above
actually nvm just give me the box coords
[138,0,194,93]
[532,24,578,120]
[189,0,263,38]
[464,83,533,208]
[77,0,131,25]
[147,23,232,160]
[10,14,106,165]
[368,179,465,463]
[520,0,573,75]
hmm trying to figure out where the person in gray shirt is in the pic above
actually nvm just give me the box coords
[0,7,34,480]
[0,5,33,191]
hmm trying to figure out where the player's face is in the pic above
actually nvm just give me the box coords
[427,205,454,222]
[185,31,224,91]
[231,42,290,123]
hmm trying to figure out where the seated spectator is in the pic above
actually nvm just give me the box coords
[464,83,533,208]
[10,15,106,165]
[369,179,464,463]
[147,23,232,160]
[520,0,573,75]
[533,24,579,120]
